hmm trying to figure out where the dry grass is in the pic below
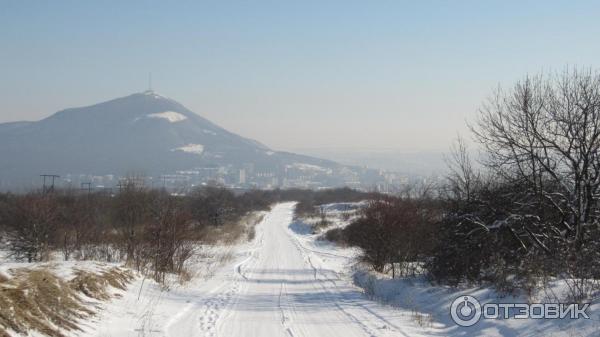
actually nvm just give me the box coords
[200,222,245,244]
[69,267,134,300]
[0,269,91,337]
[412,310,434,328]
[201,212,265,245]
[0,266,133,337]
[177,268,193,284]
[244,214,264,242]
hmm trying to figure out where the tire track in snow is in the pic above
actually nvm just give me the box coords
[278,281,296,337]
[168,204,414,337]
[198,281,241,337]
[165,231,264,337]
[287,223,410,337]
[199,214,268,337]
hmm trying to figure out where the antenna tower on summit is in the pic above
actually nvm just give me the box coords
[148,72,153,92]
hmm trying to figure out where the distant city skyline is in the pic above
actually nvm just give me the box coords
[2,1,600,152]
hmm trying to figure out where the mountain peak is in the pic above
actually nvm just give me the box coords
[132,89,171,102]
[141,89,159,97]
[0,91,368,189]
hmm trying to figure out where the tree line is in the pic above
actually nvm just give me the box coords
[0,184,274,281]
[330,68,600,301]
[0,184,374,283]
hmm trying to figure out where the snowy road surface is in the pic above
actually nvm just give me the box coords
[163,202,436,337]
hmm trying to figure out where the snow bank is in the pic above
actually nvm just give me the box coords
[351,271,600,337]
[304,203,600,337]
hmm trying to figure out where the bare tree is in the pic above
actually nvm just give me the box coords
[429,68,600,296]
[472,68,600,249]
[113,181,151,267]
[444,136,479,203]
[345,196,435,277]
[3,194,58,262]
[58,193,97,260]
[146,194,193,283]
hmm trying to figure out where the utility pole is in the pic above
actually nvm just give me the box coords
[40,174,60,194]
[117,181,124,193]
[80,182,92,194]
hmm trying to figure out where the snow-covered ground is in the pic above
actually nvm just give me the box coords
[76,202,440,336]
[295,202,600,337]
[13,201,592,337]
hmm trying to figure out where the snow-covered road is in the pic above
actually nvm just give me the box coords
[164,202,435,337]
[86,202,600,337]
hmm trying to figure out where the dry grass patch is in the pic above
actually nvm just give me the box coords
[244,213,264,242]
[69,267,134,300]
[200,222,244,244]
[0,266,134,337]
[201,212,265,245]
[0,269,92,337]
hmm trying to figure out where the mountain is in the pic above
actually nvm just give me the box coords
[0,91,379,190]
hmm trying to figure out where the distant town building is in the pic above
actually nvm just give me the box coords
[239,169,246,184]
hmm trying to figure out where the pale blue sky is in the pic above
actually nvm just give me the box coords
[1,1,599,151]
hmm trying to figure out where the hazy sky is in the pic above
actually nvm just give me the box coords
[1,1,599,152]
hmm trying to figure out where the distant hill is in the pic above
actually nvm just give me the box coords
[0,91,381,190]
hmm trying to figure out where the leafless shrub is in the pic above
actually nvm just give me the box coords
[322,227,348,246]
[345,195,437,277]
[2,194,59,262]
[145,194,194,283]
[112,182,152,268]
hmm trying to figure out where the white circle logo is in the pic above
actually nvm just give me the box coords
[450,295,482,327]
